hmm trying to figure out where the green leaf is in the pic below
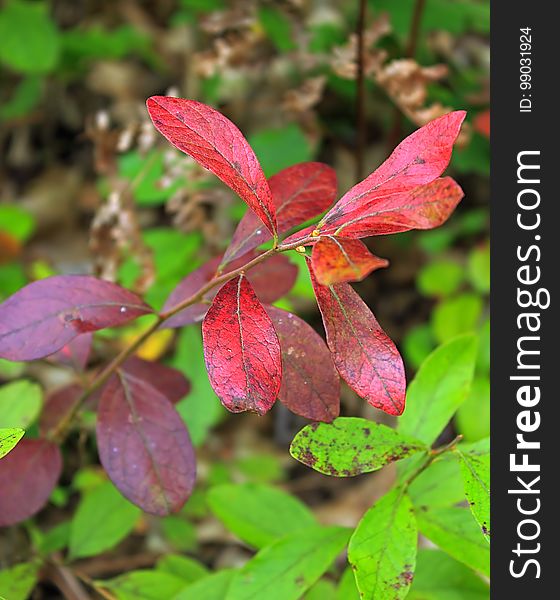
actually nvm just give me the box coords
[249,124,312,177]
[408,549,489,600]
[60,24,155,68]
[457,450,490,541]
[235,454,284,484]
[207,483,316,549]
[97,570,187,600]
[432,294,483,344]
[349,489,417,600]
[305,579,337,600]
[172,326,225,446]
[69,481,141,559]
[118,149,185,206]
[0,75,43,121]
[0,427,24,459]
[259,6,296,52]
[161,516,197,552]
[417,260,464,297]
[336,568,360,600]
[174,569,236,600]
[452,133,490,176]
[403,324,435,371]
[226,526,350,600]
[455,377,490,441]
[373,0,489,40]
[399,334,478,446]
[0,0,60,73]
[467,245,490,294]
[36,521,71,555]
[0,561,40,600]
[408,455,465,509]
[290,417,426,477]
[0,380,42,429]
[460,437,490,456]
[157,555,208,583]
[477,319,490,373]
[416,507,489,576]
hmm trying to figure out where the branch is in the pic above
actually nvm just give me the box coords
[50,237,313,443]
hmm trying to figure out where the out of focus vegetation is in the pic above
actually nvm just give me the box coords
[0,0,489,598]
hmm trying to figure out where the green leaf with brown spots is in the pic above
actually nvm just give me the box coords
[456,449,490,541]
[290,417,426,477]
[348,488,417,600]
[0,427,24,459]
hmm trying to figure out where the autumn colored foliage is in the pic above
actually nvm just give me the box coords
[0,98,465,525]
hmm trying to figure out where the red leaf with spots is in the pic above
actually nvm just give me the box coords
[223,162,337,266]
[317,111,465,236]
[48,333,93,370]
[266,306,339,422]
[122,357,191,403]
[202,275,282,415]
[307,260,406,416]
[320,177,464,238]
[311,237,389,286]
[0,275,152,361]
[162,253,296,328]
[97,371,196,515]
[147,96,277,235]
[0,439,62,526]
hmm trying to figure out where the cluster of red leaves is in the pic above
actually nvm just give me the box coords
[0,97,464,523]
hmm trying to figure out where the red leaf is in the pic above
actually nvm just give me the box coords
[321,177,464,238]
[39,383,84,437]
[311,237,389,286]
[146,96,277,236]
[0,439,62,526]
[202,275,282,415]
[223,163,337,265]
[307,260,406,416]
[122,357,191,403]
[47,333,93,370]
[0,275,152,361]
[266,306,339,422]
[246,254,298,304]
[162,253,296,328]
[318,111,465,235]
[97,371,196,515]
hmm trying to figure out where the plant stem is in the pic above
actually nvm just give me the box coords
[387,0,426,150]
[50,238,313,443]
[355,0,368,182]
[406,0,427,58]
[404,434,464,488]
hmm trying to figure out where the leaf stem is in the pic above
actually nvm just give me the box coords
[404,434,463,489]
[49,236,314,443]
